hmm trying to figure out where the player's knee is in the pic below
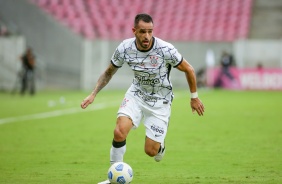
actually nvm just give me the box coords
[113,128,126,141]
[144,147,158,157]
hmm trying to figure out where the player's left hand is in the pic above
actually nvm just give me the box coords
[190,98,205,116]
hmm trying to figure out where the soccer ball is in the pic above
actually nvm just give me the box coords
[107,162,133,184]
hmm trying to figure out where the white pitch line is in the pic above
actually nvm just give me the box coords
[0,102,119,125]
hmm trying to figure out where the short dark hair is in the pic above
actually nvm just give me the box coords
[134,13,153,27]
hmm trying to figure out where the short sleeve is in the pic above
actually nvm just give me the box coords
[111,42,125,68]
[164,43,183,67]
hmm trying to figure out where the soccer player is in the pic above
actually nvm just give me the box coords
[81,13,205,184]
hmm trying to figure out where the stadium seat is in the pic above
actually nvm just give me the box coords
[32,0,253,41]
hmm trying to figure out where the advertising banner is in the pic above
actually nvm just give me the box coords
[206,67,282,90]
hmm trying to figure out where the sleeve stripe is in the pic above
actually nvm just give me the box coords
[111,60,122,68]
[173,57,183,68]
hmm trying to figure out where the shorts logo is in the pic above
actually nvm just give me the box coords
[151,124,164,135]
[120,98,129,108]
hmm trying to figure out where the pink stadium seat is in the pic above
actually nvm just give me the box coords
[32,0,253,41]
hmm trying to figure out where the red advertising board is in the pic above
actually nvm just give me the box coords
[206,67,282,90]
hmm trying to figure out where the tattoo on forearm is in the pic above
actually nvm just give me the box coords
[92,65,117,95]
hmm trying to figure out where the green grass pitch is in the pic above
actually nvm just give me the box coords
[0,89,281,183]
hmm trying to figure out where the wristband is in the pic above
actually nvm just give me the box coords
[191,92,198,99]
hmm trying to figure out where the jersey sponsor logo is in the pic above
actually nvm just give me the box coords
[137,77,160,85]
[135,72,150,77]
[135,73,160,86]
[172,54,180,65]
[134,90,158,103]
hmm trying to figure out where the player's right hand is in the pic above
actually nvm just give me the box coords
[81,94,95,109]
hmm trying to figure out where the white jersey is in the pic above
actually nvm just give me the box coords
[111,37,183,107]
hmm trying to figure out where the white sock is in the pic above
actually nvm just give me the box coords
[110,145,126,165]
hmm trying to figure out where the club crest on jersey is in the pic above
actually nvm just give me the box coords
[120,98,129,108]
[150,56,159,67]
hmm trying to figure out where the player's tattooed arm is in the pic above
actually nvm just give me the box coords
[81,63,118,109]
[91,63,118,97]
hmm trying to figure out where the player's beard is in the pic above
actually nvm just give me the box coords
[136,37,152,50]
[142,39,150,48]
